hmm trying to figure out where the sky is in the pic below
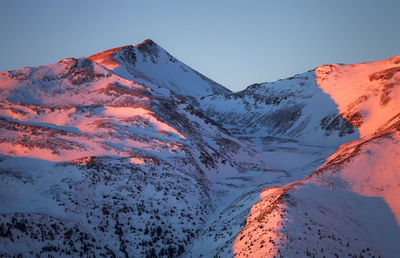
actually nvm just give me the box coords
[1,0,400,92]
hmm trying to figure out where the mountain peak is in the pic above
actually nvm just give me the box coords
[86,39,230,98]
[134,39,156,47]
[88,39,163,70]
[1,39,400,257]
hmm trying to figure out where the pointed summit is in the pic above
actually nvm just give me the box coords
[88,39,162,69]
[135,39,156,47]
[88,39,230,99]
[134,39,162,58]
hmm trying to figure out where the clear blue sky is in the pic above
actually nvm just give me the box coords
[1,0,400,91]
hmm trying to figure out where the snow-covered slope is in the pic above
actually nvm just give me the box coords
[0,41,259,257]
[228,55,400,258]
[232,128,400,258]
[0,40,399,257]
[88,39,230,100]
[201,70,360,146]
[316,55,400,138]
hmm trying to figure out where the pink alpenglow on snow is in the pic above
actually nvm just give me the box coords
[0,40,399,257]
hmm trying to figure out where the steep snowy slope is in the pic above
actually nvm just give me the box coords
[232,128,400,258]
[316,55,400,138]
[1,40,399,258]
[89,39,230,100]
[229,54,400,258]
[201,70,360,146]
[0,41,259,257]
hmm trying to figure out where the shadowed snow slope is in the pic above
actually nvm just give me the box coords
[201,70,360,146]
[0,40,258,257]
[0,41,399,257]
[229,55,400,258]
[88,39,230,99]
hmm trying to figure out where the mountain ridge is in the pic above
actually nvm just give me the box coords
[0,40,399,257]
[88,39,231,100]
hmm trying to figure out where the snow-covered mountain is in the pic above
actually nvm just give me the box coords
[201,68,360,146]
[88,39,230,100]
[0,40,266,257]
[211,55,400,258]
[0,40,399,257]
